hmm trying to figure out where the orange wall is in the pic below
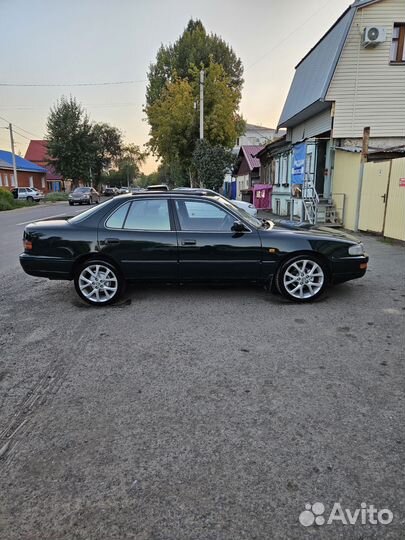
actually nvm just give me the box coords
[0,169,48,192]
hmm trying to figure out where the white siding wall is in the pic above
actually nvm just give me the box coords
[327,0,405,138]
[290,108,332,143]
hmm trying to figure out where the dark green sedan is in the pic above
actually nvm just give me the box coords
[20,191,368,305]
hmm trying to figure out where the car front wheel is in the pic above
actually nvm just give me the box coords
[276,255,328,302]
[74,260,124,306]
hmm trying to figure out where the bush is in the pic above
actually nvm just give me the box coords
[44,192,69,202]
[0,188,15,211]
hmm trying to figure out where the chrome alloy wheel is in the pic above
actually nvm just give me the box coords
[78,264,118,303]
[283,259,324,300]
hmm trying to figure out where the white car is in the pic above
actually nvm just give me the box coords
[174,187,258,217]
[231,199,258,217]
[11,187,44,202]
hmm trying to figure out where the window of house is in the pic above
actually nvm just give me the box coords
[11,174,15,187]
[29,176,34,188]
[4,175,8,186]
[0,174,2,187]
[390,23,405,63]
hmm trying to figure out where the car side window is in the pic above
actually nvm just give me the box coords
[175,200,234,231]
[124,199,171,231]
[105,202,131,229]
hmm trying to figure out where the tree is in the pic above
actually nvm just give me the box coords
[46,96,94,186]
[91,123,123,187]
[115,144,147,186]
[145,20,245,183]
[146,63,245,182]
[192,140,236,191]
[146,19,243,108]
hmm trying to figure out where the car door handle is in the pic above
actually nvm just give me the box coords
[104,238,120,244]
[181,239,196,246]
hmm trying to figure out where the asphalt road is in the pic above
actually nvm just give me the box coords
[0,202,87,273]
[0,205,404,539]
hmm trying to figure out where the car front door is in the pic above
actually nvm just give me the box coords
[173,198,262,281]
[97,197,178,280]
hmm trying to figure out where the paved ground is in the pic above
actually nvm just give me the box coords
[0,205,404,539]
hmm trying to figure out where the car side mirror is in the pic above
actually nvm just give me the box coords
[231,220,248,232]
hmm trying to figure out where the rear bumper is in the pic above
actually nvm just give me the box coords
[19,253,73,280]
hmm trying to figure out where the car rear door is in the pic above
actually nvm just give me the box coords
[97,197,179,280]
[173,198,262,281]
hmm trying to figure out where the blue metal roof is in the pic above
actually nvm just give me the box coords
[278,5,356,128]
[0,150,47,173]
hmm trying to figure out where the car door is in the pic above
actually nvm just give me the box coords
[19,188,27,200]
[173,198,262,281]
[97,197,179,280]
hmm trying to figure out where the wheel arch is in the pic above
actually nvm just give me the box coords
[276,250,332,280]
[71,252,123,278]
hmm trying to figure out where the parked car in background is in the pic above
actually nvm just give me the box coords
[20,191,368,306]
[68,187,100,206]
[103,187,118,196]
[146,184,169,191]
[118,187,129,194]
[11,187,44,203]
[174,187,258,217]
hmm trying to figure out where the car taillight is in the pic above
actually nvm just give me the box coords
[24,239,33,251]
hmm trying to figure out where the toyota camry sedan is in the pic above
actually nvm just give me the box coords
[20,191,368,305]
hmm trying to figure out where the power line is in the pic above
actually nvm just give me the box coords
[0,79,146,88]
[0,115,43,139]
[246,0,332,70]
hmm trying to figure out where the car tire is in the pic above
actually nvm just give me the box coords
[276,254,328,303]
[27,196,34,202]
[74,260,124,306]
[88,198,92,205]
[69,202,74,206]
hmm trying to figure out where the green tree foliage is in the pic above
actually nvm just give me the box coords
[46,96,94,186]
[91,123,123,187]
[146,19,243,108]
[145,20,245,183]
[115,144,147,186]
[146,63,245,180]
[192,140,236,191]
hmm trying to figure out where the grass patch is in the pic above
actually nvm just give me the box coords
[44,192,69,202]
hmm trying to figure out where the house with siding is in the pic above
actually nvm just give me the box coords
[0,150,47,191]
[234,145,264,202]
[273,0,405,226]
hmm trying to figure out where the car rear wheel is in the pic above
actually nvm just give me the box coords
[276,255,328,302]
[74,261,124,306]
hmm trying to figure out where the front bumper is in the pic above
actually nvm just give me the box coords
[330,255,369,284]
[20,253,73,280]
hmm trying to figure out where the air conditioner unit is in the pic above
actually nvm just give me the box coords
[362,26,386,47]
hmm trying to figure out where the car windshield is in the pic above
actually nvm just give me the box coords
[68,199,113,223]
[74,187,91,193]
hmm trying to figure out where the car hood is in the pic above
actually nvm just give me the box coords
[266,222,361,244]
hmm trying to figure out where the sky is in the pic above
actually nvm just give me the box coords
[0,0,353,173]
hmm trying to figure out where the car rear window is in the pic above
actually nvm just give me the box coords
[105,202,131,229]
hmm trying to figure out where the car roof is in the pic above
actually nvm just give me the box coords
[113,190,222,201]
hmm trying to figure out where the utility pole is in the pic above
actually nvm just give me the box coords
[9,124,18,188]
[199,69,204,140]
[354,126,370,232]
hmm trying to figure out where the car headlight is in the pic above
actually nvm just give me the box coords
[348,243,365,256]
